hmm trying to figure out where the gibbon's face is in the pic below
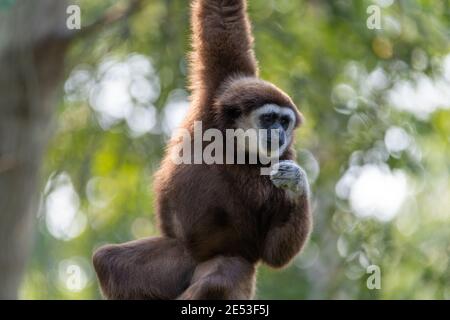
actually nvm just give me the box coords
[235,104,297,159]
[214,77,302,160]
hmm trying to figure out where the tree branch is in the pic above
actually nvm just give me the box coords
[69,0,144,41]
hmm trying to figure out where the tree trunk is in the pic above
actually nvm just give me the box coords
[0,0,69,299]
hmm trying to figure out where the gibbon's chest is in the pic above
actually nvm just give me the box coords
[226,168,287,222]
[233,170,280,206]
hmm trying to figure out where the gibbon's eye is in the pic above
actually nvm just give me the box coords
[260,113,277,126]
[280,116,290,129]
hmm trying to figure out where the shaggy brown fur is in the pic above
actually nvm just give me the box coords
[93,0,312,300]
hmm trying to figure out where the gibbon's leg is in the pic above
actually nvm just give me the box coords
[178,256,256,300]
[93,237,197,299]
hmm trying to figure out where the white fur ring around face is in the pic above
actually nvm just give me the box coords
[270,160,309,196]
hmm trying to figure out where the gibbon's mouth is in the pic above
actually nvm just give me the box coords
[266,136,285,152]
[259,141,286,159]
[258,129,286,155]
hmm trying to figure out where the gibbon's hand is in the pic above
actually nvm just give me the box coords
[270,160,309,196]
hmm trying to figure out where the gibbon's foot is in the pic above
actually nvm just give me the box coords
[270,160,309,195]
[178,256,256,300]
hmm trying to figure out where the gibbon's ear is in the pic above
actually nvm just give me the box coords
[294,110,304,129]
[224,105,242,120]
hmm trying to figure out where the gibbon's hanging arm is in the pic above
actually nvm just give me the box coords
[93,0,311,300]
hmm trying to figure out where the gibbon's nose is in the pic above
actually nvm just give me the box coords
[266,127,285,149]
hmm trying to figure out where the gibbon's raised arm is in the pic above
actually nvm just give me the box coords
[190,0,258,106]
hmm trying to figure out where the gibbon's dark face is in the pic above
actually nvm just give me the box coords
[214,77,302,159]
[255,104,296,149]
[235,104,297,159]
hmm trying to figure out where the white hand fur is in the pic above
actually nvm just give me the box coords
[270,160,309,196]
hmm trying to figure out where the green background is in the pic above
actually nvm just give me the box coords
[21,0,450,299]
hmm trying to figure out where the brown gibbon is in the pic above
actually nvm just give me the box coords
[93,0,312,300]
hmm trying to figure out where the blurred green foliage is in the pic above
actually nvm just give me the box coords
[21,0,450,299]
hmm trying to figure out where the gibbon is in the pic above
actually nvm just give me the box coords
[93,0,312,300]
